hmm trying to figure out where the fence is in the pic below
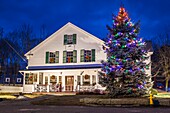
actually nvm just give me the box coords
[0,86,23,93]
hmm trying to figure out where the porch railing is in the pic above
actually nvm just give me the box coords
[78,84,106,92]
[79,85,95,92]
[49,84,60,92]
[34,84,47,92]
[34,84,62,92]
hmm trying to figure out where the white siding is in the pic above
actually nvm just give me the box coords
[27,24,106,66]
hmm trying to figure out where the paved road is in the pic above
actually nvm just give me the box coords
[0,96,170,113]
[0,104,170,113]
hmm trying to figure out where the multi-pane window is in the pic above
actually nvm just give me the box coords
[25,73,37,84]
[46,51,59,63]
[49,52,55,63]
[84,50,92,62]
[67,51,73,63]
[67,35,73,44]
[64,34,77,45]
[63,50,77,63]
[80,49,95,62]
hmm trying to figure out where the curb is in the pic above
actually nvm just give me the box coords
[80,98,170,107]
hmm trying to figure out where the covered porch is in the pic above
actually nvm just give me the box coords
[20,68,102,93]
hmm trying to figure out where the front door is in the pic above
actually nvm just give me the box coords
[65,76,74,91]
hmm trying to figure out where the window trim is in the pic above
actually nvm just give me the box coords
[25,73,37,85]
[64,34,77,45]
[63,50,77,63]
[17,78,22,83]
[5,78,10,82]
[46,51,59,64]
[80,49,95,62]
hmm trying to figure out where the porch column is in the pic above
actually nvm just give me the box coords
[43,74,45,84]
[37,72,39,84]
[74,75,77,91]
[62,75,65,91]
[96,74,99,84]
[57,75,59,84]
[90,75,92,85]
[48,75,50,85]
[47,74,50,92]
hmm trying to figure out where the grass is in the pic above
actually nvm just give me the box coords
[1,92,170,106]
[24,94,43,98]
[31,95,105,106]
[154,93,170,98]
[0,95,16,99]
[0,93,42,99]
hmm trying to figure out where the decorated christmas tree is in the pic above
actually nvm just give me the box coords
[99,6,152,97]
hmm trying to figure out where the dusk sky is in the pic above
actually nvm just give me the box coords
[0,0,170,41]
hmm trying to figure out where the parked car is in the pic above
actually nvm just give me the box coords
[156,83,164,89]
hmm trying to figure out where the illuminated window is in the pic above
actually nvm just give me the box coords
[25,73,37,84]
[64,34,76,45]
[67,35,73,44]
[80,49,95,62]
[67,51,73,63]
[5,78,10,82]
[17,78,22,83]
[84,50,92,62]
[63,50,77,63]
[45,51,59,63]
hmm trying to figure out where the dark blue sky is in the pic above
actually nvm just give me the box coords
[0,0,170,40]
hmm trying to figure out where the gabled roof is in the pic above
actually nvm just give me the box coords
[25,22,104,56]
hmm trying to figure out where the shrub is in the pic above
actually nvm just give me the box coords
[150,88,158,95]
[76,89,106,95]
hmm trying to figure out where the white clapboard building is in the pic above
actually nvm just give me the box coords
[20,22,106,93]
[20,22,153,93]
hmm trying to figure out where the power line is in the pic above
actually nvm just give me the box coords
[3,39,27,63]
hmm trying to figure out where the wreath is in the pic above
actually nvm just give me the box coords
[51,75,55,79]
[84,74,90,79]
[50,58,55,63]
[29,76,33,80]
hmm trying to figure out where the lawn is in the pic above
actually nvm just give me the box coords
[0,93,42,99]
[24,94,43,98]
[0,95,16,99]
[154,93,170,98]
[31,95,105,106]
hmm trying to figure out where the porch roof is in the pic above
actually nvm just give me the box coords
[25,64,102,70]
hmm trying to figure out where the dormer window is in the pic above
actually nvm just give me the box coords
[64,34,77,45]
